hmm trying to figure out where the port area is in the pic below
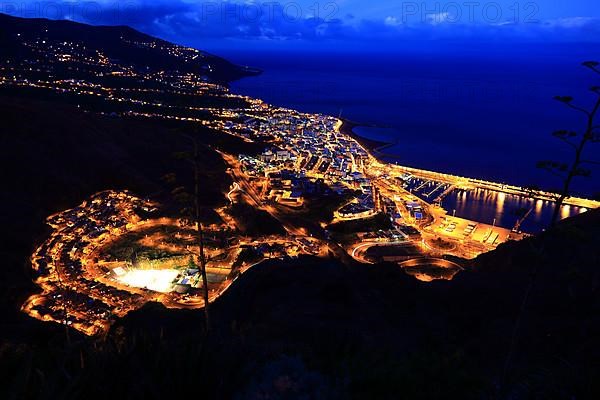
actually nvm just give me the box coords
[431,213,518,246]
[423,205,525,258]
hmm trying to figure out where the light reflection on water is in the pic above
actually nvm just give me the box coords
[404,178,583,233]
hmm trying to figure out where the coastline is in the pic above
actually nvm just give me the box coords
[337,118,599,213]
[230,63,597,207]
[339,118,401,160]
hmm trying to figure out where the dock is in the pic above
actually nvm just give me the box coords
[391,164,600,209]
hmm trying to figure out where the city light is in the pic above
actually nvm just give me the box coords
[116,269,180,293]
[9,18,599,337]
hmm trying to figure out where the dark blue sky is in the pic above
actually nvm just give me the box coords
[3,1,600,51]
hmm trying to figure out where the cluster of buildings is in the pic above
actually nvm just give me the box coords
[255,112,370,180]
[22,190,234,335]
[231,108,428,230]
[22,184,328,336]
[237,110,385,216]
[22,191,156,335]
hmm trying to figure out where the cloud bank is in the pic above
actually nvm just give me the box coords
[2,1,599,48]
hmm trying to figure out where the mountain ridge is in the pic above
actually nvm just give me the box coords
[0,12,260,83]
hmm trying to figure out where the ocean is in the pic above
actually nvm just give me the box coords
[220,43,600,231]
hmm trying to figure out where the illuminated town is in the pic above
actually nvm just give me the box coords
[4,19,599,336]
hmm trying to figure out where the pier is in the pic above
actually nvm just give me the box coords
[425,182,446,198]
[390,164,600,210]
[434,185,456,204]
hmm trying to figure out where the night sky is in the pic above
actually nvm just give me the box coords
[2,1,599,51]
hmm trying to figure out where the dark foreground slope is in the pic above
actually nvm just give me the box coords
[2,201,599,399]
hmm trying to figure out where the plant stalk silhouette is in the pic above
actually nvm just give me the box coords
[538,61,600,227]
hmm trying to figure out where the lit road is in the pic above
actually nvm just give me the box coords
[227,182,241,203]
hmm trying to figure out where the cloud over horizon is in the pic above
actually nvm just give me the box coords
[2,1,599,50]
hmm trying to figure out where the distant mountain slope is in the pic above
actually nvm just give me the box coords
[0,12,266,142]
[0,12,258,83]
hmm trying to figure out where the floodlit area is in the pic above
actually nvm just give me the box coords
[116,269,180,293]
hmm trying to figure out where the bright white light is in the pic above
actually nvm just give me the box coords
[116,269,180,293]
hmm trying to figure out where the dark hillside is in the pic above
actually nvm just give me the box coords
[2,209,597,399]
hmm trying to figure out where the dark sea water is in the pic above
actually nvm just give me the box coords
[221,43,600,231]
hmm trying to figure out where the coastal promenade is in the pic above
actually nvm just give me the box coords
[388,163,599,210]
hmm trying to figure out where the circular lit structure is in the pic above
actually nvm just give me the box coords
[399,257,463,282]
